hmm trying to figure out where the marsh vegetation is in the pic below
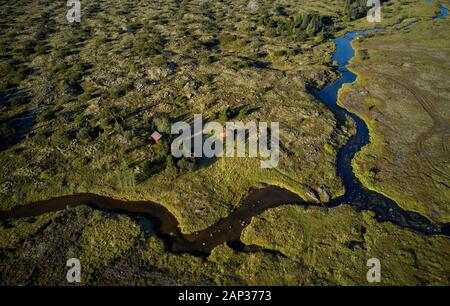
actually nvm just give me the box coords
[0,0,449,285]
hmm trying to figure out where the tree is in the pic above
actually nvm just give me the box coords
[153,113,171,134]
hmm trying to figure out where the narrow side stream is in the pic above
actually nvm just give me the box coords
[318,29,441,235]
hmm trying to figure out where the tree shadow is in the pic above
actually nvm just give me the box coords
[0,108,37,152]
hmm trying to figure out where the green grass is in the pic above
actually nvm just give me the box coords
[0,0,449,285]
[2,204,448,285]
[0,0,354,233]
[339,3,450,223]
[241,205,450,285]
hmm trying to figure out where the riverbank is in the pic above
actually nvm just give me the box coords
[1,0,449,285]
[342,1,450,224]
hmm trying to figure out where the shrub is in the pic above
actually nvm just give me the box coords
[206,98,219,108]
[174,96,188,107]
[165,155,178,176]
[343,0,388,20]
[134,31,165,56]
[236,107,248,119]
[141,160,159,177]
[153,113,171,134]
[259,11,328,37]
[76,125,103,142]
[218,106,232,121]
[34,42,48,55]
[271,50,287,58]
[177,157,196,173]
[111,82,134,98]
[148,140,170,162]
[360,49,370,60]
[127,23,142,33]
[219,34,237,45]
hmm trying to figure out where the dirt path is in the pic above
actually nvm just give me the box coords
[353,65,449,181]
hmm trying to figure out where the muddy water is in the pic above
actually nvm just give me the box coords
[0,4,448,255]
[0,186,305,255]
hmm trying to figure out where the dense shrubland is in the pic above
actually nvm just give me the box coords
[258,10,332,37]
[1,1,445,286]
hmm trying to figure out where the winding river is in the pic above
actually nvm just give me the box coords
[1,3,448,255]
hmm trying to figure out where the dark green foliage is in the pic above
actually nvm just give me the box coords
[0,61,31,90]
[177,157,196,174]
[174,96,188,107]
[359,49,370,60]
[343,0,388,21]
[219,34,237,44]
[86,3,101,16]
[0,123,15,139]
[218,106,232,121]
[65,63,87,85]
[198,74,214,85]
[148,140,170,163]
[237,107,248,119]
[206,98,219,109]
[153,113,171,134]
[48,61,91,87]
[344,0,368,20]
[50,62,69,74]
[127,23,143,33]
[227,59,250,71]
[36,109,56,123]
[200,55,218,65]
[76,125,103,142]
[136,140,171,182]
[216,106,247,121]
[272,50,287,57]
[33,43,48,55]
[258,11,328,37]
[111,82,134,98]
[133,29,166,56]
[0,93,30,107]
[165,155,178,176]
[141,160,159,177]
[18,40,37,56]
[33,128,53,144]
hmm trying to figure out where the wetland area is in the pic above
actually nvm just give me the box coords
[0,0,449,285]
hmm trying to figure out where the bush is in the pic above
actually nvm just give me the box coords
[206,98,219,108]
[6,65,31,85]
[259,10,328,37]
[174,96,188,107]
[66,63,90,84]
[177,157,196,173]
[153,113,171,134]
[111,82,134,98]
[76,127,92,142]
[136,141,170,181]
[218,106,232,121]
[148,140,170,162]
[76,125,103,142]
[51,62,69,74]
[165,155,178,176]
[219,34,237,45]
[127,23,142,33]
[34,42,48,55]
[134,31,165,56]
[343,0,388,20]
[271,50,287,58]
[37,109,56,123]
[236,107,248,119]
[141,160,160,177]
[360,49,370,60]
